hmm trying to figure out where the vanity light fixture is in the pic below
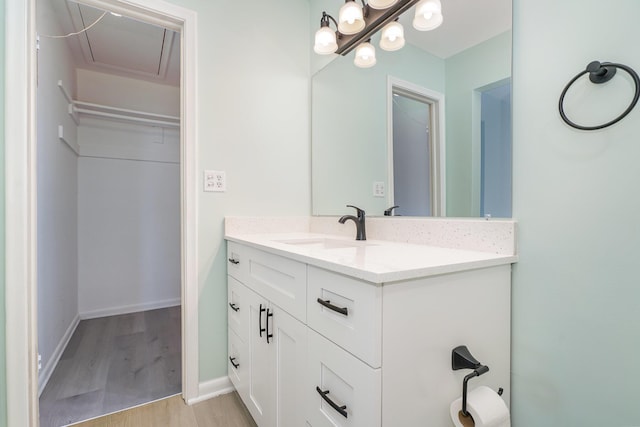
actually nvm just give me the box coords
[313,0,443,66]
[338,0,366,35]
[354,39,377,68]
[314,12,339,54]
[380,18,405,51]
[413,0,443,31]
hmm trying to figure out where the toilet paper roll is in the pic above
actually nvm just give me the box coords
[450,386,510,427]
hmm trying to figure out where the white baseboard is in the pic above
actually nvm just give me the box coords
[79,297,181,320]
[38,314,80,396]
[187,376,235,405]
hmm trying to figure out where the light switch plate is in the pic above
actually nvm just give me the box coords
[204,170,226,192]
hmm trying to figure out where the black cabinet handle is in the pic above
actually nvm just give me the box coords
[266,308,274,344]
[259,304,266,337]
[228,258,240,265]
[316,387,348,418]
[229,356,239,369]
[229,303,239,312]
[317,298,348,316]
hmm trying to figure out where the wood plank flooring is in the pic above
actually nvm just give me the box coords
[39,307,182,427]
[69,393,257,427]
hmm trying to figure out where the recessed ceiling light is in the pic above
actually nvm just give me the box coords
[110,12,122,17]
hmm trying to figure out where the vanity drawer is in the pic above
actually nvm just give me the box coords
[228,276,249,341]
[228,327,248,404]
[307,266,382,368]
[307,329,381,427]
[227,241,307,322]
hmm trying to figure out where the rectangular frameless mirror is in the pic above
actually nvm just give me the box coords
[311,0,512,217]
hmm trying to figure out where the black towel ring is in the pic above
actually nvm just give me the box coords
[559,61,640,131]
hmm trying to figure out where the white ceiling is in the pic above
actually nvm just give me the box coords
[50,0,180,86]
[400,0,512,58]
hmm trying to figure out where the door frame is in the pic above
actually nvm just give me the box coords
[4,0,200,425]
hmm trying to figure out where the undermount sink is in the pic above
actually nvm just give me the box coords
[275,237,376,250]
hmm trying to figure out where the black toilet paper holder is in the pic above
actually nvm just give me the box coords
[452,345,503,418]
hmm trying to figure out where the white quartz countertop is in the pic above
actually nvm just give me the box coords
[225,232,518,284]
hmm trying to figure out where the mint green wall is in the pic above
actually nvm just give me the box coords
[511,1,640,425]
[445,31,511,217]
[0,0,6,423]
[163,0,311,381]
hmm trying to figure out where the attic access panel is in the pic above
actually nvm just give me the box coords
[66,1,177,81]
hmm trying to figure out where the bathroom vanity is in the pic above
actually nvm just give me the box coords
[225,217,517,427]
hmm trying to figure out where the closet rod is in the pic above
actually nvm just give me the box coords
[74,100,180,121]
[74,108,180,128]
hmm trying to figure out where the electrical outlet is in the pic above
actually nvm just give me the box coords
[204,170,226,192]
[373,181,385,197]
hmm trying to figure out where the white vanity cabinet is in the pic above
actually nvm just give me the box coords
[227,238,512,427]
[227,242,308,427]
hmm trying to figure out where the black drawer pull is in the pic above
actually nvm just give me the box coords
[229,303,239,312]
[259,304,266,337]
[266,308,274,343]
[317,298,348,316]
[316,387,348,418]
[228,258,240,265]
[229,356,239,369]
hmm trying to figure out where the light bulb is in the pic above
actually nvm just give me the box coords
[338,1,365,35]
[413,0,443,31]
[380,21,405,51]
[354,41,376,68]
[314,26,338,55]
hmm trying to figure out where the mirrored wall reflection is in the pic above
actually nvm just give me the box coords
[480,81,512,218]
[310,0,512,218]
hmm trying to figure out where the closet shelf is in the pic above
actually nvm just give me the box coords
[57,80,180,129]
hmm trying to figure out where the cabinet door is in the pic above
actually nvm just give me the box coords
[271,305,307,427]
[245,287,276,427]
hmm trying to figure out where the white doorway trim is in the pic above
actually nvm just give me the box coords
[4,0,200,425]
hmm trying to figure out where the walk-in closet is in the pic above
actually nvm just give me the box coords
[36,0,182,425]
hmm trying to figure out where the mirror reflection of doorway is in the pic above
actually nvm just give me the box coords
[480,80,512,218]
[389,80,444,217]
[392,92,432,216]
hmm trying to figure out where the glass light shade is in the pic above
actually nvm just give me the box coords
[413,0,443,31]
[380,21,405,51]
[314,26,338,54]
[338,1,365,35]
[354,42,376,68]
[368,0,399,9]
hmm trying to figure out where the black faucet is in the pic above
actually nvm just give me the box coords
[384,205,399,216]
[338,205,366,240]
